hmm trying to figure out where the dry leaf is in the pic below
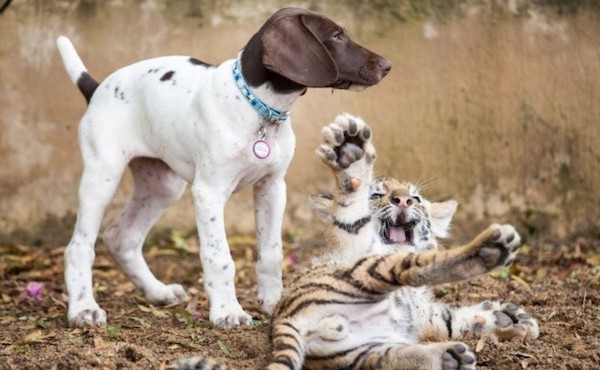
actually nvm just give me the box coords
[475,336,486,353]
[23,330,44,343]
[93,334,105,349]
[227,235,257,246]
[114,282,136,297]
[128,317,152,329]
[138,304,152,313]
[585,253,600,267]
[515,352,537,369]
[475,333,499,352]
[535,267,548,280]
[151,308,172,318]
[137,304,171,318]
[510,275,533,293]
[50,295,67,309]
[217,340,232,357]
[147,249,180,258]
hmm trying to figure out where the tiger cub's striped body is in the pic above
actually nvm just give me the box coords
[179,114,539,370]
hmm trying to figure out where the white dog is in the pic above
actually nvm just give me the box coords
[57,7,391,328]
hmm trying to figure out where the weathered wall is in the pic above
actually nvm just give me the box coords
[1,0,599,246]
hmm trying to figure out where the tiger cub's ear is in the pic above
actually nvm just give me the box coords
[428,200,458,238]
[310,193,334,222]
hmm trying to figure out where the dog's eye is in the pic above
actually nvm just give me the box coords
[331,30,343,41]
[413,196,422,203]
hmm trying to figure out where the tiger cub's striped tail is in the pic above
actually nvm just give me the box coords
[175,320,305,370]
[176,356,237,370]
[265,320,306,370]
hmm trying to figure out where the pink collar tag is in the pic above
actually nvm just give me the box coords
[253,140,270,159]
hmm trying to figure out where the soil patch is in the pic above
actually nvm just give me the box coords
[0,233,598,369]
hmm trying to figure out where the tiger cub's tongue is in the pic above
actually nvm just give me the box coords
[389,226,407,243]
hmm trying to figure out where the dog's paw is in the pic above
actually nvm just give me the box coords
[145,284,189,305]
[440,343,476,370]
[475,224,521,271]
[258,281,282,316]
[68,305,108,327]
[210,304,253,329]
[259,296,278,316]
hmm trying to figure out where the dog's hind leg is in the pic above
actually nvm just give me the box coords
[104,157,188,305]
[65,155,127,327]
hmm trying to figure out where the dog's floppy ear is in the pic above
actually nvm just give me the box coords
[261,13,339,87]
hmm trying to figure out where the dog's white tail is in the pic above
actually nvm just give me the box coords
[56,36,99,103]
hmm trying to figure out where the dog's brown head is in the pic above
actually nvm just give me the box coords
[242,8,391,92]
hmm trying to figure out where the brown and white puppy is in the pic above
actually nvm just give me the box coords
[57,7,391,328]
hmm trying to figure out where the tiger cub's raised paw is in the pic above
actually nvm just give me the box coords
[316,113,376,192]
[316,113,376,170]
[474,223,521,271]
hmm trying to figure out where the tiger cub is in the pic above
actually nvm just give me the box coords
[178,114,539,370]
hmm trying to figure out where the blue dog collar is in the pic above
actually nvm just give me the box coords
[232,59,290,124]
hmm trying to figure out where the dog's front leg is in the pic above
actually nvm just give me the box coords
[253,175,285,315]
[192,182,253,328]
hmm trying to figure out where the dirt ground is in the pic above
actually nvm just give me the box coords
[0,230,598,370]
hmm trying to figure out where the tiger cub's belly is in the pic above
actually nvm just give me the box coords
[302,298,417,356]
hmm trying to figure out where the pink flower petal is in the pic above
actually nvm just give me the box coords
[21,282,45,302]
[287,252,297,265]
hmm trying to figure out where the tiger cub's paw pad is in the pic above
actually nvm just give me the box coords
[493,303,540,341]
[316,113,376,170]
[441,343,475,370]
[477,224,521,270]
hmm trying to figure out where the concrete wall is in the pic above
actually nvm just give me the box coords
[1,0,598,246]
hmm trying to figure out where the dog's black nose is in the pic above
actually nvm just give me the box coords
[379,58,392,75]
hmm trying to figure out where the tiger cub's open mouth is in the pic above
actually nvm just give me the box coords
[381,220,417,245]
